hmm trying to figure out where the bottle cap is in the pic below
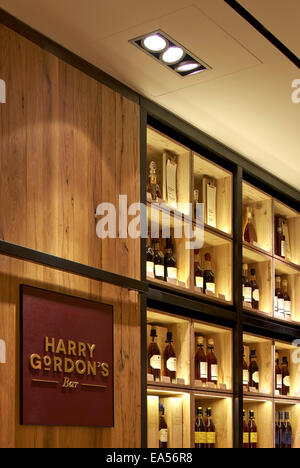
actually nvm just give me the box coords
[279,412,283,420]
[243,264,249,271]
[196,407,203,415]
[208,338,214,347]
[206,408,212,417]
[166,331,173,342]
[275,276,281,282]
[285,412,290,419]
[159,403,164,413]
[205,253,211,262]
[250,268,256,276]
[282,356,288,364]
[282,279,288,287]
[150,328,157,338]
[250,349,256,357]
[197,336,204,345]
[249,410,255,418]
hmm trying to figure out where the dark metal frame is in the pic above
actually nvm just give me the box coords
[0,7,299,449]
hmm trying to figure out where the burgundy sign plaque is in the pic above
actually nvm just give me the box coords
[21,285,114,427]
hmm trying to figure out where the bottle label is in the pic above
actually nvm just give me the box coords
[278,298,285,313]
[195,276,204,289]
[253,289,259,302]
[206,282,215,295]
[243,432,249,444]
[284,301,291,314]
[281,240,286,257]
[154,265,164,278]
[200,362,208,379]
[195,432,206,444]
[252,371,259,384]
[206,432,216,444]
[243,370,249,385]
[243,286,252,303]
[250,432,257,444]
[146,261,154,277]
[159,429,168,443]
[274,296,278,313]
[211,364,218,381]
[283,376,290,387]
[150,355,161,370]
[276,374,283,389]
[207,184,217,228]
[167,267,177,280]
[166,357,177,372]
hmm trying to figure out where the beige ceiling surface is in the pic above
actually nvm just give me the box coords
[0,0,299,190]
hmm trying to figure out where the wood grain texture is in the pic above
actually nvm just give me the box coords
[0,24,141,448]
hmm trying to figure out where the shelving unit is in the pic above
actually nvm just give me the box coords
[243,397,273,448]
[243,333,273,396]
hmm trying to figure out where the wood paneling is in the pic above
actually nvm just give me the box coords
[0,24,141,448]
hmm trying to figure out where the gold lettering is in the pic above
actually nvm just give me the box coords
[45,337,55,353]
[75,359,86,375]
[87,360,97,376]
[64,357,74,373]
[56,339,67,355]
[53,356,63,373]
[78,342,86,358]
[43,355,51,371]
[62,377,70,388]
[101,362,109,377]
[86,343,96,359]
[68,340,77,356]
[30,354,41,370]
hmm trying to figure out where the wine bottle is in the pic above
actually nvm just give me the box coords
[282,356,290,396]
[163,332,177,384]
[243,409,249,449]
[279,412,286,449]
[146,237,155,278]
[284,412,292,449]
[275,413,280,449]
[195,336,208,383]
[243,347,249,391]
[164,238,177,282]
[242,264,252,305]
[275,276,285,319]
[276,218,286,258]
[207,339,218,386]
[275,352,282,395]
[244,207,258,245]
[205,408,216,449]
[282,279,291,320]
[249,349,259,391]
[147,161,161,202]
[248,410,257,448]
[204,253,215,296]
[147,328,161,382]
[153,238,165,281]
[194,254,204,290]
[159,404,168,448]
[195,407,206,448]
[250,269,259,310]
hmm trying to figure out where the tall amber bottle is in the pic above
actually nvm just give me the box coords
[207,338,218,385]
[243,410,249,449]
[282,356,290,396]
[243,348,249,391]
[275,352,282,395]
[147,328,161,382]
[159,404,168,448]
[195,407,206,448]
[195,336,208,383]
[249,349,259,391]
[248,410,257,448]
[205,408,216,448]
[163,332,177,383]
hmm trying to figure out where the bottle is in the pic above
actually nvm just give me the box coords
[284,412,292,449]
[279,412,286,449]
[248,410,258,448]
[147,328,161,382]
[275,413,280,449]
[281,357,290,396]
[163,332,177,383]
[244,207,258,245]
[205,408,216,448]
[153,238,165,281]
[159,403,168,448]
[242,347,249,391]
[146,237,155,278]
[275,352,282,395]
[276,220,286,258]
[275,276,285,319]
[249,350,259,391]
[250,269,259,310]
[207,339,218,385]
[147,161,161,202]
[242,264,252,305]
[194,254,204,290]
[164,238,177,282]
[204,253,215,296]
[195,336,208,383]
[243,409,249,449]
[195,407,206,448]
[194,189,200,219]
[282,279,291,320]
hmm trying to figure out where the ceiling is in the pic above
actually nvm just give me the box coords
[0,0,299,190]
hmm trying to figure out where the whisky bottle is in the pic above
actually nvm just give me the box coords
[281,356,290,396]
[195,336,208,383]
[248,410,257,448]
[275,276,285,319]
[205,408,216,448]
[146,237,155,278]
[243,409,249,449]
[159,403,168,448]
[163,332,177,384]
[147,161,161,202]
[242,264,252,305]
[275,352,282,395]
[282,279,291,320]
[244,207,258,245]
[279,412,286,449]
[275,413,280,449]
[276,218,286,258]
[204,253,215,296]
[147,328,161,382]
[194,189,200,219]
[194,254,204,290]
[207,339,218,385]
[243,347,249,391]
[249,350,259,391]
[153,238,165,281]
[164,238,177,282]
[195,407,206,448]
[250,269,259,310]
[284,412,292,449]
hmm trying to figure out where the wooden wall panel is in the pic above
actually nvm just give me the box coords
[0,24,141,447]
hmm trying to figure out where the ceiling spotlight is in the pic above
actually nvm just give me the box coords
[142,34,168,52]
[176,61,200,72]
[161,46,185,64]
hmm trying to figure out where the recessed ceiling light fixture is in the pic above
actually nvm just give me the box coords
[130,30,211,77]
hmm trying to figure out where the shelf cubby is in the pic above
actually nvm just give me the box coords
[274,401,300,448]
[193,152,232,236]
[243,397,274,448]
[243,333,273,396]
[192,320,232,392]
[274,341,300,399]
[274,259,300,323]
[274,200,300,267]
[243,182,273,254]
